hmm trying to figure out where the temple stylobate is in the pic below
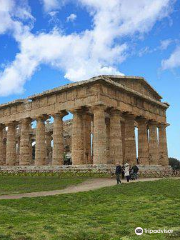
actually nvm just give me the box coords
[0,75,169,167]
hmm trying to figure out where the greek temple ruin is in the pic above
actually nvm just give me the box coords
[0,75,169,167]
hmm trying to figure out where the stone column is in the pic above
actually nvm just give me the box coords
[0,124,5,165]
[121,121,125,165]
[137,118,149,165]
[16,137,20,165]
[93,105,107,164]
[109,110,123,164]
[124,114,136,165]
[6,122,17,165]
[3,139,6,164]
[29,137,33,164]
[52,112,65,165]
[2,128,6,163]
[19,118,31,165]
[35,116,46,166]
[106,118,110,163]
[158,123,169,166]
[148,121,159,165]
[91,119,94,162]
[83,114,92,164]
[71,110,84,165]
[46,132,52,164]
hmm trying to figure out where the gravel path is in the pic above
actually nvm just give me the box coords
[0,177,167,200]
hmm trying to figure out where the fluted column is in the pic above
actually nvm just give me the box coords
[137,118,149,165]
[83,114,92,164]
[158,123,169,166]
[121,121,125,165]
[110,110,123,164]
[52,112,66,165]
[35,116,46,166]
[6,122,17,165]
[93,105,107,164]
[3,139,6,164]
[19,118,31,165]
[16,137,20,165]
[29,137,33,164]
[71,110,84,165]
[2,128,6,163]
[148,122,159,165]
[124,114,136,165]
[0,124,5,165]
[106,118,110,163]
[91,119,94,162]
[46,132,52,164]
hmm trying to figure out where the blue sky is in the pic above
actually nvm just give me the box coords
[0,0,180,159]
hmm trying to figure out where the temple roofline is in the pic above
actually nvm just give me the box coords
[98,75,162,100]
[0,75,169,110]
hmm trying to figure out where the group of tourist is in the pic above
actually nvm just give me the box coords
[115,162,139,184]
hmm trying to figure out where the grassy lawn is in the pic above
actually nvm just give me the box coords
[0,176,88,195]
[0,179,179,240]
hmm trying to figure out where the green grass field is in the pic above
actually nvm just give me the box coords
[0,178,179,240]
[0,176,87,195]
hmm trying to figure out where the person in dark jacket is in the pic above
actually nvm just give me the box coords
[132,165,139,179]
[121,165,125,179]
[115,162,122,184]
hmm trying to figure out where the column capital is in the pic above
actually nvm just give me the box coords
[136,116,148,124]
[53,110,68,119]
[158,122,169,128]
[6,121,18,127]
[91,104,107,112]
[36,114,49,122]
[148,120,159,127]
[123,112,135,120]
[0,123,5,130]
[110,109,122,116]
[19,117,32,125]
[70,108,84,115]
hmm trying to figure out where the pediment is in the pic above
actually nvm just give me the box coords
[104,75,162,101]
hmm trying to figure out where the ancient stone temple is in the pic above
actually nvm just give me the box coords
[0,75,169,167]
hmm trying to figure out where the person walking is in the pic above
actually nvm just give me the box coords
[132,165,139,180]
[115,162,122,184]
[121,165,125,179]
[124,163,130,182]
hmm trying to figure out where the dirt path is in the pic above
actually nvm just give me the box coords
[0,177,169,200]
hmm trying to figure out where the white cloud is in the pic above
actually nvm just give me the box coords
[48,11,58,17]
[160,39,172,50]
[0,0,33,40]
[0,0,175,96]
[0,29,126,96]
[0,52,38,96]
[162,47,180,70]
[66,13,77,22]
[42,0,69,12]
[42,0,59,12]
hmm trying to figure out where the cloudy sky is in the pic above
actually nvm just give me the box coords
[0,0,180,158]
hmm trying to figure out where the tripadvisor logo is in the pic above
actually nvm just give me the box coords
[135,227,143,235]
